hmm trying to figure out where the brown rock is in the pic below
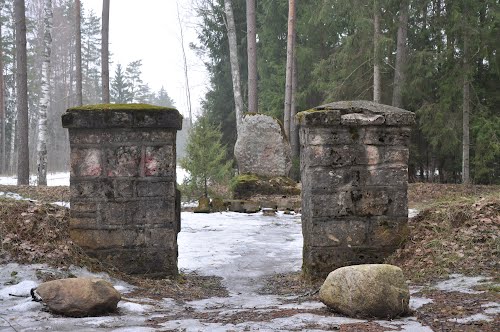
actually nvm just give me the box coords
[34,278,121,317]
[319,264,410,319]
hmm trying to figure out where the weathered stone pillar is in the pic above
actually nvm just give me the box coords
[297,101,415,278]
[62,104,182,277]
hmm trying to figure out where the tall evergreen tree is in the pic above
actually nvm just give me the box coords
[180,115,233,198]
[246,0,258,114]
[101,0,110,103]
[15,0,29,185]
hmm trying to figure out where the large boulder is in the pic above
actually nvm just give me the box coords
[33,278,121,317]
[319,264,410,319]
[234,114,292,177]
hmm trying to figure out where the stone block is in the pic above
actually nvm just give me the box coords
[308,192,354,218]
[106,146,141,177]
[295,109,341,127]
[62,107,182,130]
[303,127,358,145]
[351,189,390,216]
[136,180,174,198]
[144,145,174,177]
[70,148,102,177]
[303,218,368,247]
[368,217,409,248]
[85,247,178,277]
[113,179,134,198]
[362,127,411,146]
[341,113,385,126]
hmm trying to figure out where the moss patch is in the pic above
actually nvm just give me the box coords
[232,173,300,199]
[68,103,177,112]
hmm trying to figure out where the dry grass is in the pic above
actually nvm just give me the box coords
[388,189,500,282]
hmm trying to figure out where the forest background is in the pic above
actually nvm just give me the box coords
[0,0,499,185]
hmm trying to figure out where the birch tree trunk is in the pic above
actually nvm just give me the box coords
[224,0,244,135]
[176,1,192,126]
[37,0,52,186]
[14,0,29,185]
[75,0,82,106]
[0,21,5,174]
[283,0,296,139]
[373,0,381,104]
[101,0,110,104]
[392,0,408,108]
[246,0,258,114]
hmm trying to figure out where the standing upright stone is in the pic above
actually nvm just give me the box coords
[234,113,292,177]
[297,101,415,279]
[62,104,182,277]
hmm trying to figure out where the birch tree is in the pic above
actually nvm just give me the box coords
[223,0,244,135]
[246,0,257,114]
[36,0,52,186]
[75,0,82,106]
[0,17,5,174]
[176,1,192,126]
[101,0,110,103]
[283,0,296,138]
[15,0,29,185]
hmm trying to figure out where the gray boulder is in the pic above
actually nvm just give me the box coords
[234,114,292,177]
[319,264,410,319]
[33,278,121,317]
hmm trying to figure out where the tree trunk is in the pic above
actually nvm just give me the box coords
[290,37,299,161]
[14,0,29,185]
[223,0,244,135]
[37,0,52,186]
[284,0,296,139]
[373,0,381,104]
[176,1,192,126]
[246,0,258,114]
[392,0,408,108]
[462,29,470,184]
[101,0,110,104]
[0,21,5,174]
[75,0,82,106]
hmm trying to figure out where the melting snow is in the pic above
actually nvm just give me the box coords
[433,274,491,294]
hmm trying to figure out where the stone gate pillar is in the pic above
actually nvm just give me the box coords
[297,101,415,278]
[62,104,182,277]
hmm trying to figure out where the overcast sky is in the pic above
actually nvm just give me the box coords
[83,0,208,119]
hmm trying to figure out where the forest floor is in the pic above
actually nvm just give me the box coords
[0,182,499,331]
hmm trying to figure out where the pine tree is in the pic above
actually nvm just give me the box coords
[180,116,233,198]
[110,64,132,103]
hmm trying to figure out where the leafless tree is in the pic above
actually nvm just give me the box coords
[223,0,244,134]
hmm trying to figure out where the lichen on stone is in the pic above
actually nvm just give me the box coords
[68,103,177,112]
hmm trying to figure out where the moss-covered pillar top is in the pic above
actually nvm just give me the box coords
[296,100,415,128]
[62,103,183,130]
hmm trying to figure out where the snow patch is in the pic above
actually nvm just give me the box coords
[119,301,153,314]
[482,302,500,315]
[410,297,434,310]
[449,313,494,324]
[0,280,38,299]
[434,274,490,294]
